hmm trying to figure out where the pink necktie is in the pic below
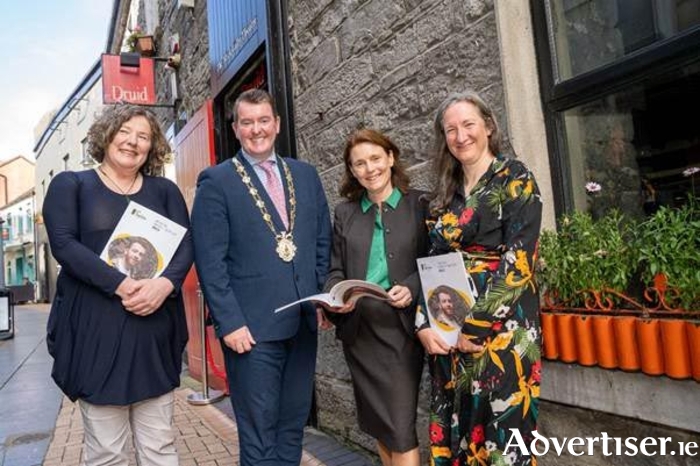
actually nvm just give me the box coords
[259,160,289,229]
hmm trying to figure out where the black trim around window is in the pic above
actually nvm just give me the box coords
[530,0,700,215]
[549,27,700,110]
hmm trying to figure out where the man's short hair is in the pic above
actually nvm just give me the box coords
[232,88,278,122]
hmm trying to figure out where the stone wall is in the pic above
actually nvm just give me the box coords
[288,0,508,208]
[128,2,698,463]
[288,0,506,455]
[150,1,211,129]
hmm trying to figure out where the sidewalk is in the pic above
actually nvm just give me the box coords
[44,387,369,466]
[0,305,375,466]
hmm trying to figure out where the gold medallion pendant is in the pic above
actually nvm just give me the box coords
[276,232,297,262]
[232,156,298,262]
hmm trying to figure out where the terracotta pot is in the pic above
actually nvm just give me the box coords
[555,314,577,363]
[136,35,156,57]
[686,321,700,382]
[636,319,664,376]
[574,315,596,366]
[592,316,617,369]
[540,312,558,360]
[659,319,692,379]
[613,316,640,371]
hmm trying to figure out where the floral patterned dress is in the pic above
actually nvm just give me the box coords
[416,157,543,466]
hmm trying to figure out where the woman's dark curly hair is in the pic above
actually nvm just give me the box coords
[87,104,171,176]
[339,128,411,201]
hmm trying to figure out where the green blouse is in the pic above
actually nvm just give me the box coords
[361,188,402,289]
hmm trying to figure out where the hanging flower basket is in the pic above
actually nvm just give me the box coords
[136,35,156,57]
[125,26,156,57]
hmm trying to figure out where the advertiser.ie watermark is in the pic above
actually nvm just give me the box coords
[506,429,699,457]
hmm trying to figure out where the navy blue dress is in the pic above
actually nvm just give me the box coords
[43,170,193,405]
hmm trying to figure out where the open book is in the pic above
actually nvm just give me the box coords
[416,252,478,346]
[274,279,390,313]
[100,201,187,280]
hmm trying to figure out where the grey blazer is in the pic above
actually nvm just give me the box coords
[324,189,430,344]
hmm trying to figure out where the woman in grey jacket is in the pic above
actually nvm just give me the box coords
[323,128,428,466]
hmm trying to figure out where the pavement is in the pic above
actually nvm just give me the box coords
[0,304,376,466]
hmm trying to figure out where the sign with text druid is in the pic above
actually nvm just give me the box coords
[101,54,156,105]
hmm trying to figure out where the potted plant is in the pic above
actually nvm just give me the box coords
[538,196,700,381]
[125,25,156,57]
[538,210,637,368]
[633,199,700,380]
[634,200,700,310]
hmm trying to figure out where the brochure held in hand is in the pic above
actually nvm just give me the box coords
[100,201,187,280]
[274,279,390,313]
[416,252,478,346]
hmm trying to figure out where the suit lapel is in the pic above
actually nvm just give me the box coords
[354,203,376,281]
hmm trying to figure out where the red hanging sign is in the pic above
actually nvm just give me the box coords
[101,54,156,105]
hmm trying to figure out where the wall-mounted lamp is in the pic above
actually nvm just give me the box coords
[166,53,181,70]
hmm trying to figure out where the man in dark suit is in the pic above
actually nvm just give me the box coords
[191,89,332,466]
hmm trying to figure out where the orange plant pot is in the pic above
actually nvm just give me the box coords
[574,315,597,366]
[660,319,692,380]
[636,319,664,376]
[686,321,700,382]
[555,314,577,363]
[540,312,558,360]
[592,316,617,369]
[613,316,640,371]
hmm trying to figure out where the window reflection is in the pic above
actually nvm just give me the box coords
[562,60,700,217]
[548,0,700,81]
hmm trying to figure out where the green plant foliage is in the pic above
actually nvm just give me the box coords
[539,199,700,311]
[634,200,700,310]
[125,25,144,53]
[537,210,637,308]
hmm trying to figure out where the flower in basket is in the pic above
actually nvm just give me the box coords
[123,25,156,57]
[125,25,145,53]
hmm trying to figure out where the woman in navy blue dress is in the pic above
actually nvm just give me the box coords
[43,104,193,466]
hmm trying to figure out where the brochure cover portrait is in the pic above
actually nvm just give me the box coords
[417,252,478,346]
[100,201,187,279]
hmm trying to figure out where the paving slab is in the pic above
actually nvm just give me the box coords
[0,305,376,466]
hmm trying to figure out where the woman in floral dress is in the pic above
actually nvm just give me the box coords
[416,91,543,466]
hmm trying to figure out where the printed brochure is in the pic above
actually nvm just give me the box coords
[275,279,390,313]
[416,252,478,346]
[100,201,187,280]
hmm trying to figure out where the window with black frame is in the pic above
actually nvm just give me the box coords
[535,0,700,218]
[547,0,700,82]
